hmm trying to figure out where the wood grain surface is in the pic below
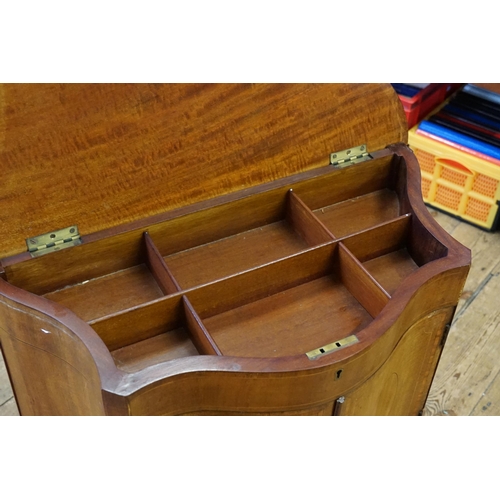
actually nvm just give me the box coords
[0,83,407,260]
[3,206,493,417]
[0,85,475,416]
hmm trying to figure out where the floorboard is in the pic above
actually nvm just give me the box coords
[423,209,500,416]
[0,350,18,416]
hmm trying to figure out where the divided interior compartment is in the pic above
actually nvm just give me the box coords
[8,236,168,323]
[109,295,219,372]
[1,152,450,368]
[93,241,385,361]
[43,262,164,322]
[312,188,402,238]
[89,210,447,366]
[154,189,334,290]
[198,243,382,358]
[340,214,448,296]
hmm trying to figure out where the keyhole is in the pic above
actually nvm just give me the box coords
[335,369,343,380]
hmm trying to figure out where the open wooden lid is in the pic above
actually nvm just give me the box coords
[471,83,500,95]
[0,83,407,259]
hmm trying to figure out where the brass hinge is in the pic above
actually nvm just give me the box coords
[330,144,371,168]
[26,226,81,257]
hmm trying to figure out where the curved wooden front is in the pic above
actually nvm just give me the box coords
[0,266,464,416]
[0,291,112,416]
[0,147,470,415]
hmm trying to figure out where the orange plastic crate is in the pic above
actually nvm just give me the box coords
[409,129,500,231]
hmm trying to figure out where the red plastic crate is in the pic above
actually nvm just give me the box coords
[396,84,455,128]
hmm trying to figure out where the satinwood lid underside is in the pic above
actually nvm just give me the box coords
[0,83,407,259]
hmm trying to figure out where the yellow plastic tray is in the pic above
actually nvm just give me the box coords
[409,126,500,230]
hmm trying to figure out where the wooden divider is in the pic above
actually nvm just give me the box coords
[144,232,181,295]
[88,210,417,356]
[287,190,336,245]
[338,243,391,318]
[340,214,412,262]
[182,297,222,356]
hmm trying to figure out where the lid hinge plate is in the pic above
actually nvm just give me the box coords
[330,144,372,168]
[26,226,81,257]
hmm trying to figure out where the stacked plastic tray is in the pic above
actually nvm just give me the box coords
[392,84,462,128]
[408,84,500,231]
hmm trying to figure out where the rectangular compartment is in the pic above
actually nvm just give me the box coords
[203,274,372,358]
[189,242,390,359]
[111,327,199,372]
[92,293,220,361]
[362,249,419,296]
[156,189,333,290]
[43,263,164,322]
[341,213,447,296]
[4,233,176,322]
[312,188,403,238]
[164,220,308,290]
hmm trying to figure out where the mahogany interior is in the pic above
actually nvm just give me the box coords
[43,264,164,322]
[203,273,372,358]
[163,219,309,290]
[2,152,449,370]
[111,328,198,372]
[313,189,402,238]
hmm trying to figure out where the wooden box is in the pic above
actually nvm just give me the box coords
[0,84,471,415]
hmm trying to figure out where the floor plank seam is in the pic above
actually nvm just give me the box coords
[469,368,500,416]
[0,396,13,408]
[452,271,497,325]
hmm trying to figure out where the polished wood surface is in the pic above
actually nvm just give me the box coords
[0,84,471,415]
[472,83,500,95]
[0,291,112,416]
[342,307,454,416]
[0,143,470,415]
[4,207,496,417]
[0,83,407,260]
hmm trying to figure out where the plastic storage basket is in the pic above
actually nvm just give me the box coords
[409,127,500,231]
[396,84,459,129]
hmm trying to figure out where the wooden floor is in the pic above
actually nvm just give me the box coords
[1,208,499,417]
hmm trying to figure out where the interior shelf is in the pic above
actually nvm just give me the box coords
[43,263,164,322]
[111,328,199,372]
[313,189,402,238]
[362,249,419,296]
[1,150,451,372]
[203,273,373,358]
[163,219,311,290]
